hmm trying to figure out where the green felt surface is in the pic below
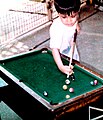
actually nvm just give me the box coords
[1,49,103,104]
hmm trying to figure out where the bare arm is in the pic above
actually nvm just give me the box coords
[52,48,73,75]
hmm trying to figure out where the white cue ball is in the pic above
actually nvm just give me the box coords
[63,85,68,90]
[43,91,48,96]
[65,79,70,85]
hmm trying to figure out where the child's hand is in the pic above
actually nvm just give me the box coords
[59,65,74,75]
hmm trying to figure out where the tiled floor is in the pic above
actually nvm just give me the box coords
[77,11,103,75]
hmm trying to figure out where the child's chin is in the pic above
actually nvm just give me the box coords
[66,24,74,27]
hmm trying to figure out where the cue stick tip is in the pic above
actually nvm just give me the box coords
[66,71,74,79]
[67,74,69,78]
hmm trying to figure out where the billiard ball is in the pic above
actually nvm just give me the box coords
[69,88,74,93]
[90,81,94,85]
[94,80,98,85]
[66,95,70,99]
[42,50,47,53]
[63,85,68,90]
[65,79,70,85]
[43,91,48,96]
[70,75,75,81]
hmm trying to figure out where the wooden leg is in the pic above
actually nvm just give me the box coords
[90,0,93,4]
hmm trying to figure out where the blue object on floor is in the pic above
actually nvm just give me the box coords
[0,78,8,87]
[0,101,22,120]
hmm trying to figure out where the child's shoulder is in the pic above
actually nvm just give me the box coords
[50,17,62,29]
[52,17,61,25]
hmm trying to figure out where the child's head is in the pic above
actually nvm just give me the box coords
[54,0,81,26]
[54,0,80,15]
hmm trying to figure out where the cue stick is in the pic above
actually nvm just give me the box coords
[67,29,77,78]
[9,9,47,15]
[29,38,50,51]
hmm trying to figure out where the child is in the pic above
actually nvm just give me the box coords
[49,0,81,75]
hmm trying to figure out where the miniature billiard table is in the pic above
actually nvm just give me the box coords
[1,48,103,120]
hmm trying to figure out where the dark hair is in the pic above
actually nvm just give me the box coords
[54,0,81,16]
